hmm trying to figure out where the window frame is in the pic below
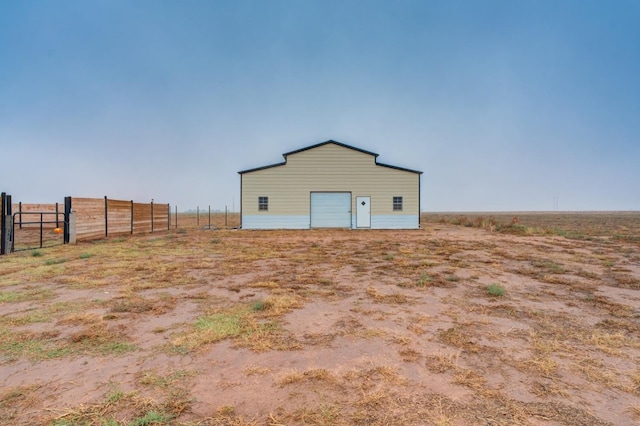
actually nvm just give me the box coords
[393,196,403,211]
[258,196,269,211]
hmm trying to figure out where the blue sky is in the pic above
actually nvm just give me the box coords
[2,0,639,211]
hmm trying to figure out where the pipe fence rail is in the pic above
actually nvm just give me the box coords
[11,211,68,251]
[1,193,171,254]
[2,192,243,255]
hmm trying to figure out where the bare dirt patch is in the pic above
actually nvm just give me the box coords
[1,212,639,425]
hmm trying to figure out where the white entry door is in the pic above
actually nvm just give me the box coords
[356,196,371,228]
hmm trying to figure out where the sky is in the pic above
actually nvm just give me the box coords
[1,0,639,212]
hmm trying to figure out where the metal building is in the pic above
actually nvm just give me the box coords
[238,140,422,229]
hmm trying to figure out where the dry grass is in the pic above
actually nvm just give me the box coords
[170,301,302,354]
[438,325,480,353]
[276,368,335,386]
[425,351,460,373]
[0,212,639,425]
[43,386,191,425]
[366,286,410,304]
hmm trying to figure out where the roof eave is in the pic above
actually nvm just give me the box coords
[376,162,423,174]
[238,161,286,174]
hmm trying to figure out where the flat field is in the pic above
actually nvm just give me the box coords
[1,212,639,425]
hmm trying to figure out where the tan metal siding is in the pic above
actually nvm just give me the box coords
[241,143,419,217]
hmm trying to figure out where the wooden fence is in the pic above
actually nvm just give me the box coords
[72,197,170,241]
[2,193,172,253]
[9,197,170,240]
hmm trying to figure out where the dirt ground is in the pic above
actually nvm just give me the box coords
[1,213,639,425]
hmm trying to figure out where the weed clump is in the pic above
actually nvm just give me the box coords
[486,283,506,297]
[45,258,67,265]
[252,300,266,311]
[130,410,171,425]
[417,273,432,287]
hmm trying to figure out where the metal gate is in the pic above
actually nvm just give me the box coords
[12,211,68,252]
[1,193,71,254]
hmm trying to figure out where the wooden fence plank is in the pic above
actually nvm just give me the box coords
[11,197,170,242]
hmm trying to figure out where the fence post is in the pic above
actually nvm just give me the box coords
[167,204,170,230]
[151,200,154,232]
[225,205,228,228]
[68,211,77,244]
[18,201,22,229]
[64,196,71,244]
[1,193,13,255]
[39,212,43,248]
[130,201,134,234]
[55,202,59,227]
[209,205,211,229]
[104,196,108,237]
[175,205,178,228]
[7,195,12,252]
[1,193,6,255]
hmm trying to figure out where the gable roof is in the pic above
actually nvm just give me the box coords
[238,140,423,174]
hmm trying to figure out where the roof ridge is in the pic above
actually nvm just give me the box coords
[238,140,422,174]
[283,140,379,158]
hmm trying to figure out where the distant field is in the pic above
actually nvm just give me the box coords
[0,212,639,425]
[423,211,640,239]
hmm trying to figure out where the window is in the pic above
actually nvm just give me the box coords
[258,196,268,211]
[393,196,403,211]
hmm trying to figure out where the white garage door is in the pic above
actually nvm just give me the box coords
[310,192,352,228]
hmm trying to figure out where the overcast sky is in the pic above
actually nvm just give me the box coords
[2,1,639,212]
